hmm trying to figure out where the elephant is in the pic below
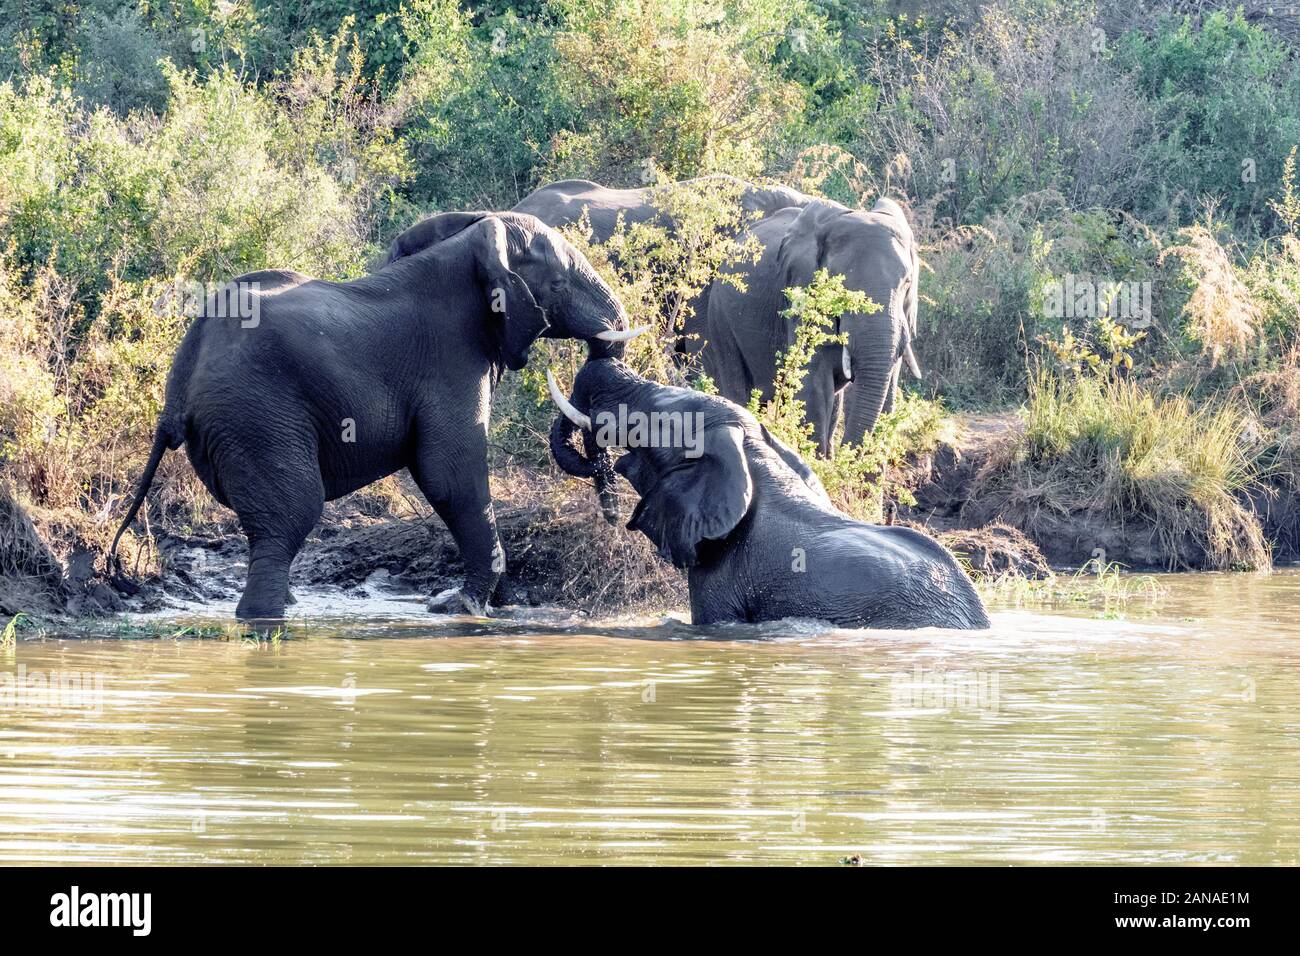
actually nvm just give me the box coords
[703,196,922,456]
[511,174,814,245]
[510,175,816,356]
[108,211,644,622]
[545,358,989,629]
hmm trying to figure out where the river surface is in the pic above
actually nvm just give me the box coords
[1,571,1298,865]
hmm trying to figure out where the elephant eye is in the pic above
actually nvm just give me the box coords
[549,277,568,293]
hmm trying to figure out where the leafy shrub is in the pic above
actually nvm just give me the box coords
[1115,9,1300,231]
[750,269,943,520]
[0,26,408,526]
[852,5,1161,227]
[74,7,170,115]
[543,0,803,185]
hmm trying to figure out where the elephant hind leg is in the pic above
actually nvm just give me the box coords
[236,527,317,625]
[221,452,324,626]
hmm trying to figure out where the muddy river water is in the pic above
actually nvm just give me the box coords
[2,571,1298,865]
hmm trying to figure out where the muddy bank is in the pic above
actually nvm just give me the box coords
[2,469,690,622]
[900,413,1300,570]
[136,476,687,616]
[20,404,1287,625]
[4,462,1056,625]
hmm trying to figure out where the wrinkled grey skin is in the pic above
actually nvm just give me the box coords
[704,196,921,455]
[110,212,629,623]
[549,359,988,629]
[512,175,816,352]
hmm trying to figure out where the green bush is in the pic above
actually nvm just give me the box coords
[1116,9,1300,231]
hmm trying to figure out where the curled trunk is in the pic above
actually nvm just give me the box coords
[548,414,620,523]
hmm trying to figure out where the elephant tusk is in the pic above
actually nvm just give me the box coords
[904,341,922,379]
[842,346,852,380]
[546,370,592,431]
[594,325,651,343]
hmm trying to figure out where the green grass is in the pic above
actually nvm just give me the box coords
[980,562,1165,615]
[986,371,1269,571]
[0,613,24,646]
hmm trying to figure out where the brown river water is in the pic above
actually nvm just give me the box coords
[2,570,1298,865]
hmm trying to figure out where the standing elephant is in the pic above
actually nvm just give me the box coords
[703,196,922,455]
[511,175,815,355]
[109,211,642,622]
[546,359,988,629]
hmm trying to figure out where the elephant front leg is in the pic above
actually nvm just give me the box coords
[412,455,502,617]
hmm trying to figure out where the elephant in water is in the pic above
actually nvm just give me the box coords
[109,211,645,622]
[511,175,816,356]
[704,196,922,455]
[546,358,988,629]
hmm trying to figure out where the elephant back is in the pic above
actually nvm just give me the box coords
[383,211,492,266]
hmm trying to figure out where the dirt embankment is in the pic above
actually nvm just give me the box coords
[1,469,688,622]
[32,407,1288,623]
[899,413,1300,571]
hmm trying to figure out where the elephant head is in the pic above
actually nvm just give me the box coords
[383,211,648,366]
[546,359,827,563]
[776,197,921,446]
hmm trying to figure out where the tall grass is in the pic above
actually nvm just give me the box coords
[991,371,1269,570]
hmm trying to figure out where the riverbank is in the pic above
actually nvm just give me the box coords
[903,412,1300,570]
[6,409,1297,627]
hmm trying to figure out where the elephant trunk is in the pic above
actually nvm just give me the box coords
[549,414,620,524]
[842,333,894,446]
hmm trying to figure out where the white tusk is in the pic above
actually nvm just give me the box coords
[594,325,651,343]
[904,340,922,379]
[842,346,852,380]
[546,370,591,431]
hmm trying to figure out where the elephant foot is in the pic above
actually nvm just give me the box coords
[427,587,489,618]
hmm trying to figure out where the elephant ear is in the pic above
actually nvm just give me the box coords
[777,201,850,346]
[385,211,492,266]
[468,217,551,371]
[626,424,753,568]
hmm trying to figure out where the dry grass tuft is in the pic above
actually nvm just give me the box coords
[1161,224,1262,364]
[0,481,67,615]
[491,463,687,616]
[974,372,1269,571]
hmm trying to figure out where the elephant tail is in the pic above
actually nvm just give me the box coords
[107,418,182,590]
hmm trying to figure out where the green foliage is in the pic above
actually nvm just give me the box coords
[0,21,408,514]
[73,6,171,114]
[0,612,24,646]
[1116,10,1300,231]
[542,0,803,185]
[749,269,941,519]
[1038,316,1146,379]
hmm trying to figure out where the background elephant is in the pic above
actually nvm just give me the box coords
[511,174,814,243]
[703,196,922,454]
[511,174,815,355]
[547,358,988,629]
[109,211,637,622]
